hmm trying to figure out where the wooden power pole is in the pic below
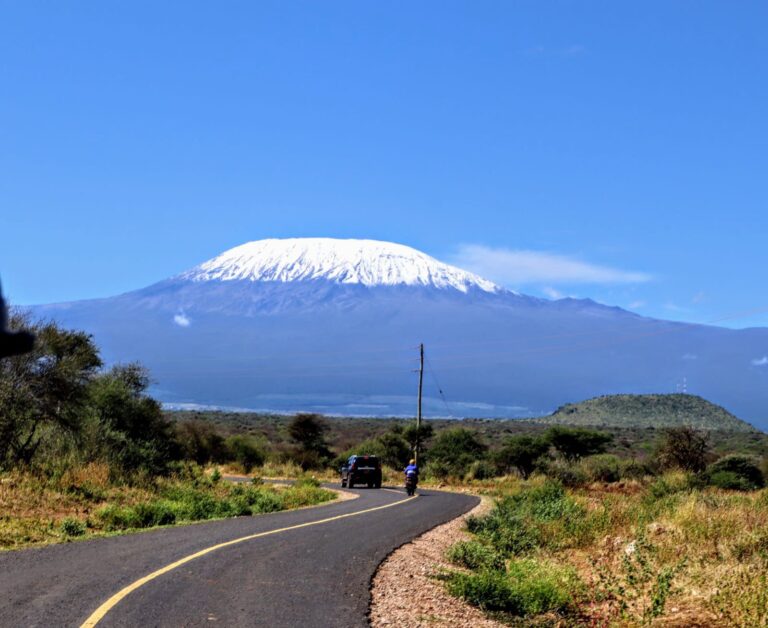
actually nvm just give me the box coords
[415,343,424,464]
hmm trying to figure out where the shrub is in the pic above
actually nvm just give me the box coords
[294,474,321,488]
[446,559,579,616]
[97,504,141,530]
[60,517,86,537]
[466,459,498,481]
[706,455,764,491]
[582,454,621,483]
[544,459,588,487]
[709,471,753,491]
[468,481,587,556]
[224,435,265,473]
[621,458,653,480]
[174,420,228,465]
[447,540,505,571]
[427,429,487,479]
[647,473,692,500]
[134,501,177,527]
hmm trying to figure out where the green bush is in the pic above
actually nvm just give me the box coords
[97,504,141,530]
[447,540,505,571]
[446,559,579,616]
[709,471,754,491]
[224,435,265,473]
[543,459,588,487]
[582,454,621,483]
[466,459,498,481]
[467,481,587,556]
[427,428,487,479]
[134,501,177,527]
[620,458,653,480]
[706,455,764,491]
[647,474,692,500]
[294,474,321,488]
[60,517,86,537]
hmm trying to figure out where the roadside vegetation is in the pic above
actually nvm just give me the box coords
[0,314,335,550]
[437,428,768,625]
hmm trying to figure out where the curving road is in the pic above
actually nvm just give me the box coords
[0,485,477,627]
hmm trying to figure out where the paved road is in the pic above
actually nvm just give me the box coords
[0,485,478,627]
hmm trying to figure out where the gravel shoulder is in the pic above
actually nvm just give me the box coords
[370,493,502,628]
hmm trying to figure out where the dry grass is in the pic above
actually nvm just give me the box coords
[0,464,336,551]
[443,472,768,626]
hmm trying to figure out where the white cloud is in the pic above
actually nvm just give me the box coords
[173,313,191,328]
[751,356,768,367]
[628,300,646,310]
[682,353,698,361]
[452,245,651,287]
[542,287,565,300]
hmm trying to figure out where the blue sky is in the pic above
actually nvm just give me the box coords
[2,1,766,328]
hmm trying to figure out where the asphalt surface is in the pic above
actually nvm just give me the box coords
[0,484,478,627]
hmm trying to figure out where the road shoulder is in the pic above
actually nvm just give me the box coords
[369,493,502,628]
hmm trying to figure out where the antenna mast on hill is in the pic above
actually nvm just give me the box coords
[415,343,424,464]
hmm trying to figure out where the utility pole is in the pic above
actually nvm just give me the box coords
[415,343,424,464]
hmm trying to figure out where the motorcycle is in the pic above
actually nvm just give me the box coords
[405,473,417,496]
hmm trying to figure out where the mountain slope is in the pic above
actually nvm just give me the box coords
[29,238,768,427]
[536,394,757,432]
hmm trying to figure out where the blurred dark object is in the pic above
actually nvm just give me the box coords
[0,281,35,358]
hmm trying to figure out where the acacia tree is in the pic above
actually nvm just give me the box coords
[0,314,101,466]
[656,425,711,472]
[545,426,612,462]
[495,435,550,479]
[288,413,331,470]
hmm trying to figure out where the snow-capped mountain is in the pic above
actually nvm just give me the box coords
[181,238,501,293]
[30,238,768,427]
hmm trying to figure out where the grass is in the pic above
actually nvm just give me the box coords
[443,472,768,625]
[0,463,335,550]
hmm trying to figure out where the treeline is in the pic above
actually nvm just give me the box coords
[0,314,175,479]
[3,314,764,495]
[0,315,345,480]
[404,423,766,491]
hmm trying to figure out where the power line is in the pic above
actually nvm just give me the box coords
[425,353,452,417]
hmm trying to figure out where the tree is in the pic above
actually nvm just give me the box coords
[545,426,612,462]
[174,420,228,465]
[225,434,266,473]
[427,428,487,478]
[87,363,176,476]
[288,413,331,470]
[495,435,550,479]
[402,422,434,458]
[0,314,101,466]
[656,426,711,472]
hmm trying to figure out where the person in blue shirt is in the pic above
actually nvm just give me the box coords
[404,459,418,481]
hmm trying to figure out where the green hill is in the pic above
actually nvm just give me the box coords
[537,394,758,432]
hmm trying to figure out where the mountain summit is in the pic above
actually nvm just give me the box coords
[179,238,500,294]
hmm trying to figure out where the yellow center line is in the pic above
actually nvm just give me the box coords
[80,494,417,627]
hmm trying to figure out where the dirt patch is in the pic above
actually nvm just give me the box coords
[369,496,501,628]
